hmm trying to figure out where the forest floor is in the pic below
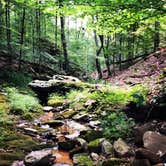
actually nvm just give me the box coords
[0,48,166,166]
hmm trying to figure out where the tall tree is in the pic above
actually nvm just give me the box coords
[18,1,26,70]
[59,0,69,72]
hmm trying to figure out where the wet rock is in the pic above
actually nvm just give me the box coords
[135,148,161,164]
[43,106,54,112]
[133,122,157,145]
[23,128,38,137]
[132,159,151,166]
[89,120,101,129]
[88,138,104,153]
[101,139,113,156]
[113,138,133,157]
[42,120,64,128]
[12,161,25,166]
[72,113,90,122]
[80,130,103,142]
[90,152,100,161]
[59,109,77,119]
[73,153,93,166]
[24,149,52,166]
[102,158,130,166]
[58,140,76,151]
[143,131,166,156]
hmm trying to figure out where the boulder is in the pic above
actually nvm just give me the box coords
[88,138,104,153]
[143,131,166,156]
[113,138,133,157]
[133,122,157,145]
[28,75,82,103]
[42,106,54,112]
[101,139,113,156]
[135,148,161,164]
[24,149,52,166]
[132,159,151,166]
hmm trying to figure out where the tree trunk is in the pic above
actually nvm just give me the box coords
[94,30,102,79]
[5,0,11,54]
[100,35,111,76]
[59,0,69,72]
[18,3,26,70]
[154,21,160,52]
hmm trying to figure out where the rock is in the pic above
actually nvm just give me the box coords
[12,161,25,166]
[113,138,133,157]
[135,148,161,164]
[24,149,52,166]
[133,122,157,145]
[88,138,104,153]
[102,158,130,166]
[90,152,100,161]
[159,122,166,135]
[153,164,164,166]
[143,131,166,156]
[42,120,64,128]
[43,106,54,112]
[80,130,103,142]
[59,109,77,119]
[58,140,76,151]
[73,153,93,166]
[72,113,90,122]
[23,128,38,137]
[132,159,151,166]
[101,139,113,156]
[89,120,101,129]
[28,75,82,103]
[84,99,96,107]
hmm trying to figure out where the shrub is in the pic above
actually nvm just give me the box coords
[6,88,42,119]
[101,111,135,139]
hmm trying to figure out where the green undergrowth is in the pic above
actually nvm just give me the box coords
[6,87,42,120]
[0,69,32,87]
[101,111,135,139]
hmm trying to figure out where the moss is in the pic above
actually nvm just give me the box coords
[102,158,129,166]
[82,130,103,142]
[73,153,93,166]
[48,98,65,106]
[88,138,103,153]
[60,109,77,118]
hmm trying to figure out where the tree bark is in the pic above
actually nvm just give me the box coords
[59,0,69,72]
[154,21,160,52]
[94,30,102,79]
[5,0,11,53]
[18,2,26,70]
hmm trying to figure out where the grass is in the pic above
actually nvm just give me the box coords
[6,87,42,120]
[47,93,65,106]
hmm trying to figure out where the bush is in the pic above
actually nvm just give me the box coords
[101,111,135,139]
[6,88,42,119]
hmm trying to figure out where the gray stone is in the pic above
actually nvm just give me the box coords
[143,131,166,156]
[101,139,113,156]
[113,138,133,157]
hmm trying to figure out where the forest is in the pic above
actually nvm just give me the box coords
[0,0,166,166]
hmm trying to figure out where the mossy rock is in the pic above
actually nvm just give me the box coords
[81,130,103,142]
[102,158,130,166]
[73,153,93,166]
[0,159,13,166]
[59,109,77,119]
[0,152,24,161]
[4,134,38,152]
[88,138,104,153]
[47,98,65,106]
